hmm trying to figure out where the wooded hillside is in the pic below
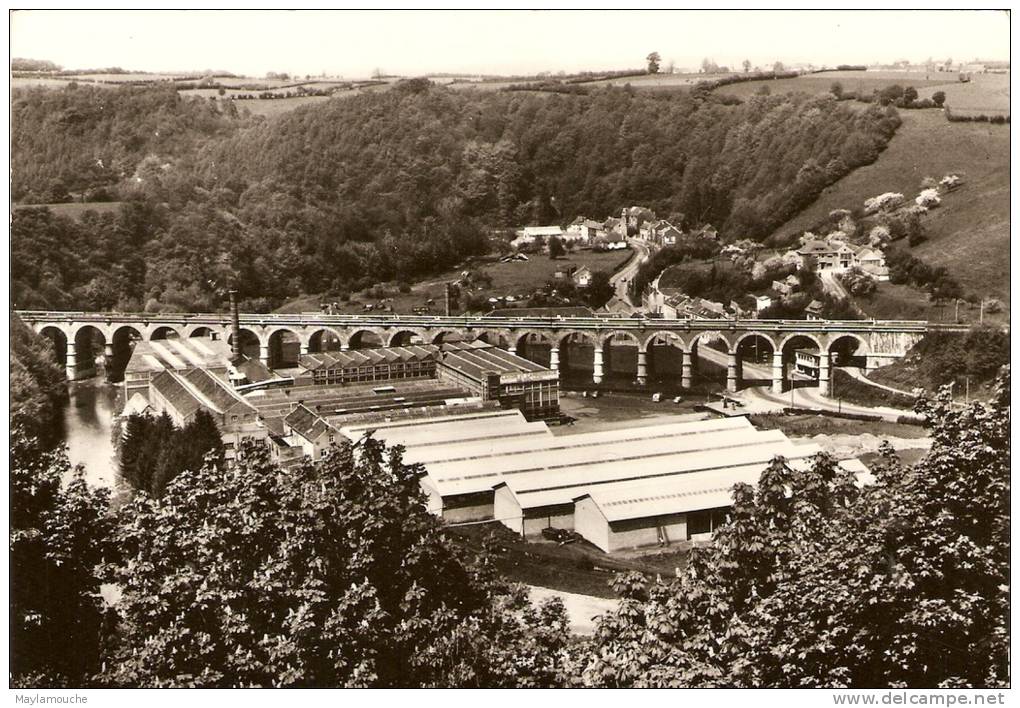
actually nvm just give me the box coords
[12,81,901,311]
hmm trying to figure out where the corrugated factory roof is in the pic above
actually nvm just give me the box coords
[405,417,750,467]
[125,337,233,375]
[298,345,437,372]
[438,342,551,381]
[359,417,546,450]
[495,440,825,511]
[182,369,255,415]
[342,409,529,435]
[579,458,872,522]
[425,419,765,495]
[150,370,204,418]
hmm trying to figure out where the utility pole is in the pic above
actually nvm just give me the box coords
[955,298,960,323]
[980,299,985,324]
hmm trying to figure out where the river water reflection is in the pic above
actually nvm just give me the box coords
[59,379,119,489]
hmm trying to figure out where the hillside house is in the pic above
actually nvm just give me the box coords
[796,239,887,278]
[805,300,825,320]
[572,266,593,288]
[566,217,605,242]
[640,220,683,247]
[753,294,773,313]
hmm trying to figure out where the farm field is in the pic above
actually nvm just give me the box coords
[716,70,958,100]
[228,95,334,118]
[935,73,1010,115]
[583,72,705,89]
[764,109,1009,315]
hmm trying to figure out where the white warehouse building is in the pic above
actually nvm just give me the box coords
[340,410,869,553]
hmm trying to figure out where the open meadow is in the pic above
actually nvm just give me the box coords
[715,70,959,100]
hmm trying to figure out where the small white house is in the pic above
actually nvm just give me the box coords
[573,266,593,288]
[284,404,339,461]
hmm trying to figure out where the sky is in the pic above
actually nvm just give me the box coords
[10,10,1011,79]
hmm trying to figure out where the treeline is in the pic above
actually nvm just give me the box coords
[13,81,900,311]
[885,247,964,301]
[119,410,224,497]
[945,108,1010,124]
[10,317,67,445]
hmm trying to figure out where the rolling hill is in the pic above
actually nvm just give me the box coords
[764,109,1009,316]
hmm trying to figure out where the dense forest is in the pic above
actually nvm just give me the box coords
[12,81,900,312]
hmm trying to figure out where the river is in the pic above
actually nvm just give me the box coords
[60,379,120,489]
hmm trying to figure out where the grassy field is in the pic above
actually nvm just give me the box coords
[584,72,705,89]
[276,248,632,315]
[764,109,1009,316]
[448,521,689,598]
[936,73,1010,115]
[716,70,959,100]
[229,95,335,118]
[13,201,125,218]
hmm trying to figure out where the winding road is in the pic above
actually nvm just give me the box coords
[609,238,652,306]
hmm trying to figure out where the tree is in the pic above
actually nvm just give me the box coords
[584,270,615,309]
[830,81,844,99]
[646,52,661,74]
[903,86,919,104]
[772,61,785,73]
[547,236,565,259]
[11,426,114,686]
[742,59,752,73]
[932,90,947,107]
[102,438,570,687]
[575,369,1010,687]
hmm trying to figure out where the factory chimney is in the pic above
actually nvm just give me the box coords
[229,289,241,361]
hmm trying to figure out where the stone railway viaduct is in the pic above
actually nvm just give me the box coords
[17,310,965,396]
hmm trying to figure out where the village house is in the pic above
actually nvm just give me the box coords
[566,217,605,242]
[795,238,888,280]
[572,266,593,288]
[753,294,773,314]
[622,206,656,233]
[805,299,825,320]
[283,403,339,461]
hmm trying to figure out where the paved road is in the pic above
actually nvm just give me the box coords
[819,270,848,299]
[843,366,916,397]
[741,379,916,421]
[609,238,652,306]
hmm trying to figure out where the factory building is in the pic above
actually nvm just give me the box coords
[146,368,268,459]
[437,342,560,421]
[295,346,437,386]
[122,337,235,399]
[365,412,868,552]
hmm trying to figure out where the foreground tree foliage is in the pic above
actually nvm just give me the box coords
[101,438,570,687]
[10,427,114,686]
[10,316,68,445]
[574,369,1009,687]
